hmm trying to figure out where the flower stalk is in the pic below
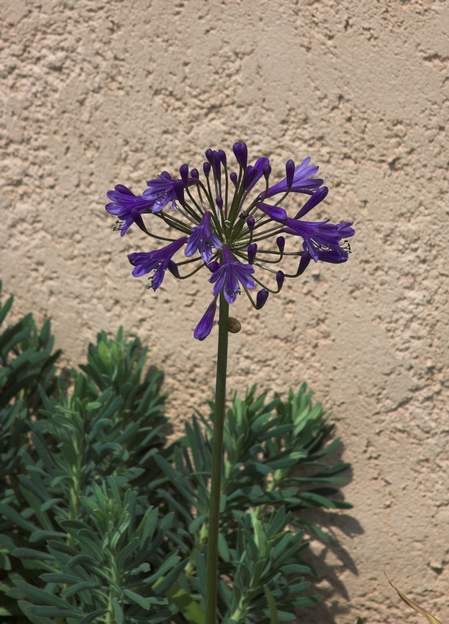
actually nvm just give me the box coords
[206,293,229,624]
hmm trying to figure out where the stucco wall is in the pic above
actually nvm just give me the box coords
[1,1,449,622]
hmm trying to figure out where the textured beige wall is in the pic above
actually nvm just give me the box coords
[1,0,449,621]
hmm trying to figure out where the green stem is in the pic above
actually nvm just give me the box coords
[205,293,230,624]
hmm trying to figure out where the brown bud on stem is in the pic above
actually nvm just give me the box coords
[228,317,241,333]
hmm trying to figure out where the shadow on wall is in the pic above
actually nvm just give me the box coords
[299,460,364,624]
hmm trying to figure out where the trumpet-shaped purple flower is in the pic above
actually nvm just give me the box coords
[209,247,255,304]
[257,196,353,265]
[285,218,354,262]
[106,141,355,340]
[128,237,187,289]
[143,172,183,213]
[297,246,349,277]
[106,185,153,235]
[262,156,323,199]
[185,212,222,262]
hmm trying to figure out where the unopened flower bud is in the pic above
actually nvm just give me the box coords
[276,271,285,290]
[256,289,269,309]
[263,163,271,181]
[247,243,257,264]
[246,215,255,230]
[276,236,285,254]
[179,164,189,182]
[218,149,227,166]
[232,142,248,169]
[286,159,295,188]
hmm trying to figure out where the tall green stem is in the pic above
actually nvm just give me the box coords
[205,293,229,624]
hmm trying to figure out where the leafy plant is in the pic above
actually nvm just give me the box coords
[0,280,60,496]
[0,282,352,623]
[155,385,350,622]
[7,482,182,624]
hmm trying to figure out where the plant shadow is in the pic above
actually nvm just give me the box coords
[295,442,364,623]
[300,510,364,623]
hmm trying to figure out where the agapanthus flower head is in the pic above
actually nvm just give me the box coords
[106,142,355,340]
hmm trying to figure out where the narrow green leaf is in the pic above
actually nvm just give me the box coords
[264,585,280,624]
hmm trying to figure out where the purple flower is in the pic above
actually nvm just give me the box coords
[143,172,183,213]
[105,185,153,236]
[106,141,355,340]
[209,247,256,304]
[297,245,350,276]
[285,218,354,262]
[194,298,217,340]
[262,157,323,199]
[128,237,187,289]
[257,195,354,267]
[185,212,222,263]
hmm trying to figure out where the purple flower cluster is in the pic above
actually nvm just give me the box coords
[106,142,354,340]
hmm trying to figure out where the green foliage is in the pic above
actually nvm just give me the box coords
[0,281,61,496]
[222,508,316,623]
[0,282,60,414]
[155,386,350,622]
[7,483,182,623]
[0,281,352,623]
